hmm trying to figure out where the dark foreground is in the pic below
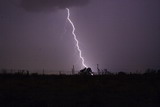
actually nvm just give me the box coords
[0,73,160,107]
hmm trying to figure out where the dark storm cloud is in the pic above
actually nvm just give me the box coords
[20,0,90,12]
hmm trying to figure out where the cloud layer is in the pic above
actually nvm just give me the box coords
[20,0,90,12]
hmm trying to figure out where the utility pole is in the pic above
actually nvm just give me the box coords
[72,65,75,75]
[42,69,45,75]
[97,64,100,75]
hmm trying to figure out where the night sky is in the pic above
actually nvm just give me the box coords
[1,0,160,73]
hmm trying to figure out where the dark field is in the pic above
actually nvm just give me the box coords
[0,73,160,107]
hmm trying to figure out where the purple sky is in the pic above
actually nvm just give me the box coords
[0,0,160,73]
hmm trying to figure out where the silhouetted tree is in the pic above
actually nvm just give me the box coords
[97,64,100,75]
[31,73,38,76]
[101,69,112,75]
[118,71,127,76]
[157,69,160,75]
[79,67,93,75]
[26,70,30,76]
[144,68,156,75]
[1,69,7,74]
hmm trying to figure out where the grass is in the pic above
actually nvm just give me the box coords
[0,73,159,107]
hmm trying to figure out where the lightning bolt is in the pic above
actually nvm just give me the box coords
[66,8,88,68]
